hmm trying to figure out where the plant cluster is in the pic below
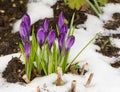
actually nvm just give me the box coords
[20,12,97,81]
[19,12,75,80]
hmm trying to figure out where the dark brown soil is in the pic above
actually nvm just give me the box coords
[0,32,21,56]
[104,13,120,30]
[0,0,28,56]
[2,57,25,83]
[112,34,120,39]
[95,35,120,57]
[111,60,120,68]
[109,0,120,3]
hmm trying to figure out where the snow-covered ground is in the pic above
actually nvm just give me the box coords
[0,1,120,92]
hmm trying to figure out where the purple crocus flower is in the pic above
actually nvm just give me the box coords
[58,12,64,30]
[43,18,49,32]
[22,13,31,36]
[24,41,30,58]
[37,28,46,48]
[19,22,28,42]
[65,36,75,53]
[48,29,56,50]
[60,24,68,36]
[58,33,65,53]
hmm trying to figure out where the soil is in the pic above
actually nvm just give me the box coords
[95,35,120,57]
[109,0,120,3]
[2,57,25,83]
[111,60,120,68]
[0,0,28,56]
[112,34,120,39]
[104,13,120,30]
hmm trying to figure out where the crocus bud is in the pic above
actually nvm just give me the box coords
[48,29,56,50]
[66,36,75,52]
[58,33,65,53]
[58,12,64,30]
[60,24,68,36]
[20,22,28,42]
[24,42,30,58]
[37,28,46,48]
[22,13,31,36]
[43,18,49,32]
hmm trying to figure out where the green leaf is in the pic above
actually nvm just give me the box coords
[68,0,87,10]
[97,0,108,6]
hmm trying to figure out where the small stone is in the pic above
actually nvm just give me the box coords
[11,0,14,2]
[20,1,23,4]
[0,10,5,13]
[12,3,16,7]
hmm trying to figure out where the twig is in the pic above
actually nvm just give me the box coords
[70,80,76,92]
[84,73,94,87]
[80,63,88,76]
[37,86,41,92]
[56,67,63,86]
[22,74,30,84]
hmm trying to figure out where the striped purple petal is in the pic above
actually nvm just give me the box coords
[24,41,30,58]
[58,33,65,53]
[37,28,46,48]
[58,12,64,31]
[66,36,75,52]
[60,24,68,36]
[48,30,56,50]
[19,22,28,42]
[22,13,31,36]
[43,18,49,32]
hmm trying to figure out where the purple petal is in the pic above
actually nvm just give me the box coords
[66,36,75,52]
[60,24,68,36]
[24,42,30,58]
[58,12,64,31]
[22,13,31,36]
[19,22,28,42]
[58,33,65,53]
[48,30,56,50]
[43,18,49,32]
[37,29,46,48]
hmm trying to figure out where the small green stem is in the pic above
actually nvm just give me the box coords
[86,0,100,16]
[93,0,102,14]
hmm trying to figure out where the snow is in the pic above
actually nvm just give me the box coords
[1,1,120,92]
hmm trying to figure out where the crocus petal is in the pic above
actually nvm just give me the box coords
[60,24,68,36]
[37,29,46,48]
[58,33,65,53]
[22,13,31,36]
[58,12,64,30]
[66,36,75,52]
[48,29,56,50]
[24,42,30,58]
[43,18,49,32]
[19,22,28,42]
